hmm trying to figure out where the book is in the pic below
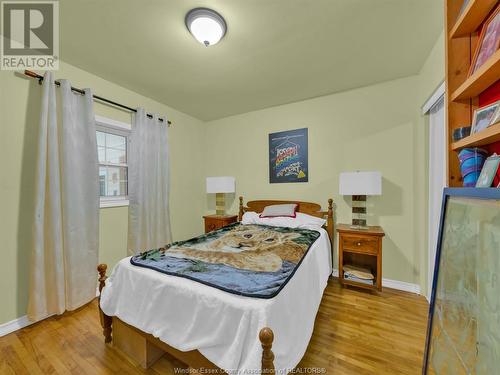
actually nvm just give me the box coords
[343,264,374,280]
[343,273,374,285]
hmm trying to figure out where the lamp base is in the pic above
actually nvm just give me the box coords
[215,193,226,216]
[352,195,367,227]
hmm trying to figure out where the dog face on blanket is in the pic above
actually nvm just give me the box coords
[167,225,306,272]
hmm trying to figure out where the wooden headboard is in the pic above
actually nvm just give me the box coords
[238,197,334,246]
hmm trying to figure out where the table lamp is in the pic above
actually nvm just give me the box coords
[339,171,382,229]
[206,176,236,216]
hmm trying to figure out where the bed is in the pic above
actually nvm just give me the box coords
[97,197,334,372]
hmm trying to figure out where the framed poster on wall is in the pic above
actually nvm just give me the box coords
[268,128,308,183]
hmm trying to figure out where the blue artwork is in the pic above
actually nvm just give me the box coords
[268,128,308,183]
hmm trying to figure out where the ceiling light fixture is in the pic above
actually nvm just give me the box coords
[185,8,227,47]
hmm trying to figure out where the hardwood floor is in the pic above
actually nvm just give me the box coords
[0,279,429,374]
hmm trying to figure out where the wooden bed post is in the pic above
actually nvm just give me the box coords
[97,264,113,343]
[259,327,275,374]
[327,198,334,241]
[238,196,244,221]
[327,199,334,270]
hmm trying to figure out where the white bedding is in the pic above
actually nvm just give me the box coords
[100,226,332,372]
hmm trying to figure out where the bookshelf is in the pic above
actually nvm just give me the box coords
[450,49,500,101]
[445,0,500,187]
[449,0,497,37]
[452,122,500,149]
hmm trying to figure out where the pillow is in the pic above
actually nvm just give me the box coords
[242,211,326,229]
[259,204,298,218]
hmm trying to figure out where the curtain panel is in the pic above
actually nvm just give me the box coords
[28,72,99,322]
[128,108,172,254]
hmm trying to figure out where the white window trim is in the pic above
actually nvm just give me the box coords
[100,196,130,208]
[96,115,131,209]
[96,115,131,132]
[422,81,445,115]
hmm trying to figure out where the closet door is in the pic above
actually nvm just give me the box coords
[428,96,446,297]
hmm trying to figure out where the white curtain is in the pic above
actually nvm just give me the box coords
[128,108,172,254]
[28,72,99,322]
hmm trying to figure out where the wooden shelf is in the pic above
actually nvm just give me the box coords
[452,122,500,150]
[449,0,498,38]
[341,278,376,290]
[450,49,500,102]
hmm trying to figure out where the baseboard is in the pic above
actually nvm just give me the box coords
[0,315,35,337]
[382,278,421,294]
[332,269,421,295]
[1,289,100,337]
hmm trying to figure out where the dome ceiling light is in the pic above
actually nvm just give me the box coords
[185,8,227,47]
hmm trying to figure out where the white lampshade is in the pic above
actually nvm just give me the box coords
[206,176,235,193]
[339,171,382,196]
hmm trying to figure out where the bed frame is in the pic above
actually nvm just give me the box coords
[238,197,334,248]
[97,197,334,372]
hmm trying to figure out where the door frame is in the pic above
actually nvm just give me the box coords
[422,81,446,299]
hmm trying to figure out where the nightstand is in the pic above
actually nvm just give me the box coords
[337,224,385,291]
[203,214,238,233]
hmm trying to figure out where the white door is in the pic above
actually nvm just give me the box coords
[427,95,446,298]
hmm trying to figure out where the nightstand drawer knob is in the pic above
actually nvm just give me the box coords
[357,242,361,246]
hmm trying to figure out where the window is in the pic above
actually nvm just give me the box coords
[95,116,131,208]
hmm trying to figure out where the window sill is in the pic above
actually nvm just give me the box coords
[100,199,129,209]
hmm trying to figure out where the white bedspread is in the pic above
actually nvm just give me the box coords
[100,227,332,372]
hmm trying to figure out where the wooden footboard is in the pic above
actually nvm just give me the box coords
[97,264,275,372]
[97,264,112,343]
[259,327,275,373]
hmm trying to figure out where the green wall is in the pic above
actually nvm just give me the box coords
[0,62,205,325]
[203,76,421,284]
[414,31,446,297]
[202,33,444,293]
[0,32,444,326]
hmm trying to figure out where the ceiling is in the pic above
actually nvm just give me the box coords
[60,0,443,121]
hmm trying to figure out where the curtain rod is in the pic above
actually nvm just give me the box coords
[23,70,172,126]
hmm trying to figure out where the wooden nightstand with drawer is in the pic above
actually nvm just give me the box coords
[203,214,238,233]
[337,224,385,291]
